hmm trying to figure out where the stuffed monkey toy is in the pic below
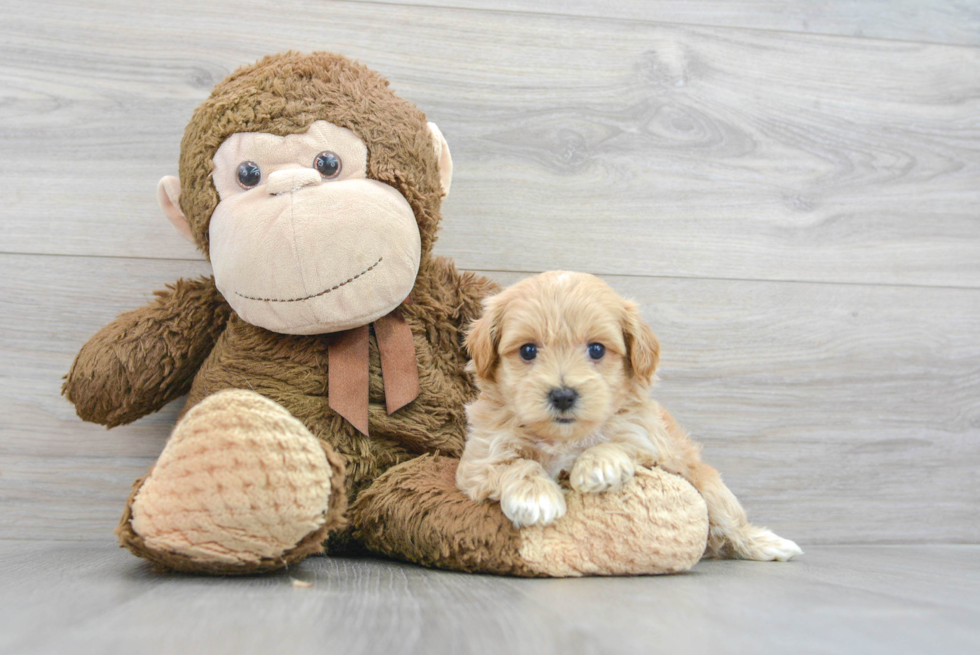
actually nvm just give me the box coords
[63,52,708,575]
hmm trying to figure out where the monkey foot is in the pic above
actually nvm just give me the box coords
[117,389,347,574]
[352,455,709,577]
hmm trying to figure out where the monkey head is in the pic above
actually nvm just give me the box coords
[156,52,453,335]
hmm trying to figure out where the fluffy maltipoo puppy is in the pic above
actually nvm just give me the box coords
[456,271,801,561]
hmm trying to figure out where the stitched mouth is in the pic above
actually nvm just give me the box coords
[554,417,576,424]
[233,257,383,303]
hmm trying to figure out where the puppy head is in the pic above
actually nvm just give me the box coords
[465,271,660,441]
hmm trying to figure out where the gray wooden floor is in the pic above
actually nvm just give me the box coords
[1,542,978,655]
[1,0,979,652]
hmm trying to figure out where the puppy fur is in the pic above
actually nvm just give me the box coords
[457,271,802,561]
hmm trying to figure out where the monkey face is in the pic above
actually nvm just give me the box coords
[207,121,421,335]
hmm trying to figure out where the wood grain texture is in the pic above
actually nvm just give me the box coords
[360,0,980,47]
[0,255,212,461]
[2,255,978,544]
[1,542,978,655]
[1,0,979,287]
[1,0,978,551]
[0,456,154,540]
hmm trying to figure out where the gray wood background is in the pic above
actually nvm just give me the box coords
[1,0,978,546]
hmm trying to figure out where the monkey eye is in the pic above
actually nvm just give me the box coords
[587,343,606,360]
[236,161,261,189]
[519,344,538,361]
[314,151,342,179]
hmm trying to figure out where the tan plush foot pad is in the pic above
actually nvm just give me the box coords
[351,455,709,577]
[117,390,347,574]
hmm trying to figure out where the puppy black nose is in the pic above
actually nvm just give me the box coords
[548,387,579,411]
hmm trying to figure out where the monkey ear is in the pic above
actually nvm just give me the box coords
[622,300,660,385]
[427,122,453,197]
[157,176,194,243]
[465,296,505,381]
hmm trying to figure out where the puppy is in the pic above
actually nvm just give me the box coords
[456,271,802,561]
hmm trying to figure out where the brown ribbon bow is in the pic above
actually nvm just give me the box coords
[327,302,419,436]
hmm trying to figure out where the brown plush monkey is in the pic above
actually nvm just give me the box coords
[64,52,708,575]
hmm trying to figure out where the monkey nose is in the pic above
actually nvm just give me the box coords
[266,168,322,195]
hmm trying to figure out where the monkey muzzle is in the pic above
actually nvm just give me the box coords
[209,178,421,335]
[265,168,323,196]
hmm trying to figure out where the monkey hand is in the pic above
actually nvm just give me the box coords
[63,277,229,427]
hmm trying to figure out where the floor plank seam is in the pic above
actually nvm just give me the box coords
[4,251,980,293]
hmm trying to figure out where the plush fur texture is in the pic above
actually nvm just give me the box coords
[457,272,802,561]
[63,52,712,575]
[352,455,708,576]
[117,390,348,574]
[178,257,497,527]
[64,277,231,428]
[177,52,445,259]
[64,52,497,570]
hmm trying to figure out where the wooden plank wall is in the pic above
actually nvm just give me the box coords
[1,0,978,545]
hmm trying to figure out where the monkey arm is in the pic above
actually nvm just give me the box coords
[415,256,499,352]
[453,269,500,337]
[63,276,231,428]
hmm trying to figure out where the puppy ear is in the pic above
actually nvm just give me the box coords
[622,300,660,385]
[465,296,505,381]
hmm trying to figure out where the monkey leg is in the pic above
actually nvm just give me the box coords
[116,390,347,574]
[350,455,709,577]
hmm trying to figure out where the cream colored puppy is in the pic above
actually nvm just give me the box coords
[456,271,802,561]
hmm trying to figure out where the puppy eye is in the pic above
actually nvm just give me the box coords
[314,151,342,179]
[236,161,262,189]
[587,343,606,360]
[519,344,538,361]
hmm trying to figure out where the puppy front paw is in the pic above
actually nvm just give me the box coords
[734,526,803,561]
[570,444,636,493]
[500,477,567,528]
